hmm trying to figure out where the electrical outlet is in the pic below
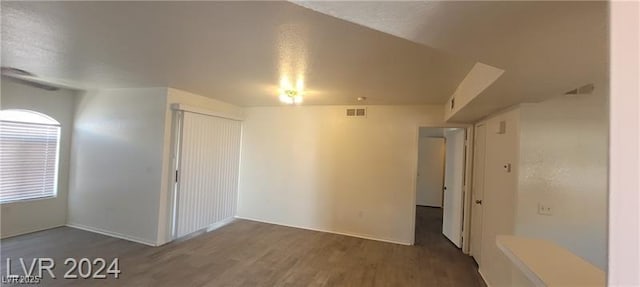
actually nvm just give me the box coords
[538,203,553,216]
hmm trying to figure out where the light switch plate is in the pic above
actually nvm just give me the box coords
[496,120,506,134]
[538,203,553,216]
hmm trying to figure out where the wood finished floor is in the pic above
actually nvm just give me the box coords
[1,207,484,286]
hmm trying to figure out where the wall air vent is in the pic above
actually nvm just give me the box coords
[577,84,595,94]
[346,108,367,118]
[565,83,595,96]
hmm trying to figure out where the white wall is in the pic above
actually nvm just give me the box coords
[416,127,445,207]
[0,78,76,238]
[517,84,608,269]
[476,87,609,286]
[68,88,168,245]
[237,105,445,244]
[418,127,444,138]
[415,137,445,207]
[609,1,640,284]
[157,88,244,244]
[67,87,242,246]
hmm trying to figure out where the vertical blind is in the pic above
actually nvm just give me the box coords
[175,111,242,238]
[0,120,60,203]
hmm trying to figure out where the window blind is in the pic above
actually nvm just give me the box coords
[174,111,242,238]
[0,120,60,203]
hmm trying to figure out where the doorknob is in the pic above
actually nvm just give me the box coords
[475,200,482,204]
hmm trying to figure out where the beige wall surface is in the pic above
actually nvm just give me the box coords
[237,105,446,244]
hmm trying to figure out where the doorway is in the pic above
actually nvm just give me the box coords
[414,127,469,248]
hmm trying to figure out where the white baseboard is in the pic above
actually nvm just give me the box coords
[235,215,411,246]
[206,217,235,232]
[66,223,157,247]
[478,268,492,287]
[169,217,237,244]
[1,224,66,239]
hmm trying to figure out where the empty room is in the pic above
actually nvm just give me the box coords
[1,1,639,286]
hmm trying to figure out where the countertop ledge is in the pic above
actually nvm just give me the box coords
[496,235,605,287]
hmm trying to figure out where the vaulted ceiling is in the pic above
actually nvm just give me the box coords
[293,1,609,120]
[1,1,608,119]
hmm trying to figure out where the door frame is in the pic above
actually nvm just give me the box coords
[410,123,474,254]
[169,109,184,240]
[469,122,487,262]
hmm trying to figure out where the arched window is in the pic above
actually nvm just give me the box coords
[0,109,61,203]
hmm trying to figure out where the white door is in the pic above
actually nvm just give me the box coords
[416,137,446,207]
[174,111,242,238]
[470,124,486,262]
[442,128,466,247]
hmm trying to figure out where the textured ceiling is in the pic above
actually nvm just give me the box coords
[1,1,608,116]
[293,1,609,119]
[1,1,473,106]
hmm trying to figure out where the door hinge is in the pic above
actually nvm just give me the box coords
[175,170,179,183]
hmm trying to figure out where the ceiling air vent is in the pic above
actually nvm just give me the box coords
[346,108,367,118]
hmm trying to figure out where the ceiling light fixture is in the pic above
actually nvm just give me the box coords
[279,89,303,104]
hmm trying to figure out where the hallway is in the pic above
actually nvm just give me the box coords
[414,206,485,286]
